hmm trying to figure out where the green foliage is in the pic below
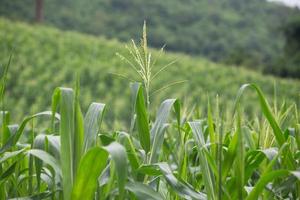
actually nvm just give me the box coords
[269,15,300,78]
[72,147,108,200]
[0,0,299,77]
[0,22,300,199]
[0,21,300,198]
[133,83,151,153]
[1,72,300,199]
[0,18,299,129]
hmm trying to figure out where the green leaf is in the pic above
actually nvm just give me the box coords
[8,191,53,200]
[72,147,108,200]
[32,134,47,193]
[28,149,62,177]
[117,131,140,171]
[0,111,10,146]
[0,148,27,164]
[134,84,150,153]
[126,182,164,200]
[83,102,106,153]
[0,53,12,106]
[188,121,216,200]
[0,161,17,180]
[244,150,271,182]
[103,142,128,199]
[0,111,58,154]
[246,170,300,200]
[74,77,84,176]
[235,107,244,199]
[149,98,180,163]
[207,98,216,160]
[246,143,293,200]
[137,163,207,200]
[222,130,238,181]
[45,135,61,159]
[234,83,295,169]
[158,163,207,200]
[130,82,140,133]
[52,87,75,200]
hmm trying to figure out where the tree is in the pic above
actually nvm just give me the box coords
[35,0,43,22]
[270,14,300,78]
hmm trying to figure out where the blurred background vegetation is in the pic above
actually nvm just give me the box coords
[1,0,300,78]
[0,0,299,128]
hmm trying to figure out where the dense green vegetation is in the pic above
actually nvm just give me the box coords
[1,0,300,77]
[0,18,299,128]
[1,24,300,199]
[272,15,300,78]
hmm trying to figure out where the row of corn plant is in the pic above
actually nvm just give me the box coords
[0,25,300,199]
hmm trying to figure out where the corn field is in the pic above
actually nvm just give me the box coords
[1,27,300,200]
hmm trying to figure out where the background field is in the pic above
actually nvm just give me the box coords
[1,18,299,129]
[1,0,300,78]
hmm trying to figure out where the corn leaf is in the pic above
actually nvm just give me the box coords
[134,84,150,153]
[150,98,180,163]
[83,102,105,153]
[52,87,75,200]
[72,147,108,200]
[126,182,164,200]
[189,121,216,200]
[103,142,128,199]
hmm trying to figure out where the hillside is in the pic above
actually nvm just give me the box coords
[1,0,299,77]
[0,18,299,128]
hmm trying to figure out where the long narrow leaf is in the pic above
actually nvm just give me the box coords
[72,147,108,200]
[0,111,58,154]
[137,162,207,200]
[134,84,150,153]
[103,142,128,199]
[28,149,62,177]
[83,102,105,153]
[246,170,300,200]
[149,99,180,163]
[126,182,164,200]
[189,121,216,200]
[52,87,75,200]
[234,83,295,169]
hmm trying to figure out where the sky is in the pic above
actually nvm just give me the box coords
[268,0,300,8]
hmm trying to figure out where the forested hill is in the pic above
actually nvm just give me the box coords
[0,0,299,77]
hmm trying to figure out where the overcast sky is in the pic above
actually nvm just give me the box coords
[268,0,300,8]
